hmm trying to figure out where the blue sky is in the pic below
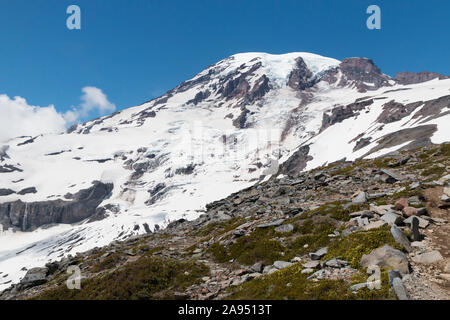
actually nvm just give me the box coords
[0,0,449,122]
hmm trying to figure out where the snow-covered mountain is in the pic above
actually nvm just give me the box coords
[0,52,449,290]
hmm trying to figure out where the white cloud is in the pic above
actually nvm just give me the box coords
[64,86,116,123]
[0,87,116,143]
[0,95,66,143]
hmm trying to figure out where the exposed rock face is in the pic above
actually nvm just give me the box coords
[321,99,374,132]
[338,58,392,92]
[280,145,312,175]
[376,100,423,124]
[287,57,315,90]
[412,95,450,123]
[395,71,449,85]
[362,124,438,158]
[0,181,113,231]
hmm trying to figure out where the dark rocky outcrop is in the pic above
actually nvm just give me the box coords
[0,165,22,173]
[280,145,313,175]
[411,95,450,123]
[338,58,392,92]
[187,90,211,105]
[232,108,251,129]
[361,124,437,158]
[376,100,423,124]
[17,187,37,195]
[0,181,113,231]
[287,57,316,90]
[0,189,15,196]
[395,71,449,85]
[321,99,374,132]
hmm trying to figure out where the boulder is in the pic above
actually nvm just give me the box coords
[394,198,408,211]
[402,206,418,217]
[388,270,402,286]
[249,262,264,273]
[403,215,429,229]
[411,250,443,264]
[363,220,387,231]
[392,277,411,300]
[410,217,420,241]
[390,225,412,252]
[381,212,403,226]
[352,191,367,204]
[360,245,410,275]
[20,267,48,288]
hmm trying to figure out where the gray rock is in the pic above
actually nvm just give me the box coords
[411,250,443,264]
[273,261,293,269]
[392,277,411,300]
[302,260,320,269]
[349,210,374,218]
[410,216,420,241]
[309,247,328,260]
[403,215,429,229]
[257,219,285,229]
[20,267,48,288]
[274,223,294,233]
[391,225,412,252]
[352,191,367,204]
[381,212,403,226]
[301,268,314,274]
[350,282,368,292]
[363,220,387,231]
[0,181,113,231]
[249,262,264,273]
[325,258,349,268]
[388,270,402,286]
[380,169,404,183]
[361,245,410,275]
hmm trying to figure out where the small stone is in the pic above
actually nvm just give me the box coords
[325,258,349,268]
[302,260,320,269]
[273,261,293,269]
[301,268,314,274]
[257,219,285,228]
[309,247,328,260]
[274,223,294,233]
[402,206,418,217]
[349,282,368,292]
[411,241,426,248]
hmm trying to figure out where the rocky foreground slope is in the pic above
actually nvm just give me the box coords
[1,143,448,300]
